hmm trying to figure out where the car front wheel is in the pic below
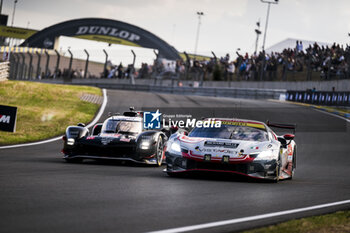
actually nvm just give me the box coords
[155,136,164,167]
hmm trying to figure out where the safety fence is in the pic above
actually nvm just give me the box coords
[286,90,350,107]
[6,46,138,81]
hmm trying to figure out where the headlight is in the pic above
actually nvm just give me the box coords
[139,135,155,149]
[168,141,182,154]
[141,135,154,140]
[140,141,151,149]
[67,138,75,145]
[252,150,276,161]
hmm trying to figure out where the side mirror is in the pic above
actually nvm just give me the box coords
[283,134,295,141]
[91,123,102,136]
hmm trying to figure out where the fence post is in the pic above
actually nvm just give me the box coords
[23,64,27,80]
[103,49,108,78]
[68,49,73,78]
[54,49,60,78]
[153,50,159,85]
[153,49,159,59]
[130,50,136,85]
[211,51,217,83]
[13,53,20,80]
[9,53,16,79]
[27,51,33,80]
[211,51,217,60]
[131,49,136,67]
[83,49,89,79]
[44,50,50,78]
[36,51,41,79]
[19,53,25,80]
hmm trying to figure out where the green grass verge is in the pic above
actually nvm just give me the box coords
[0,80,102,145]
[241,210,350,233]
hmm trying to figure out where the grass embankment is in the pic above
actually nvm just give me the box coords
[0,81,102,145]
[242,210,350,233]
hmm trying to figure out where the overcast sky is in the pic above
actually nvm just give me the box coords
[1,0,349,58]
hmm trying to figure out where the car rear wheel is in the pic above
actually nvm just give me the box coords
[155,136,164,167]
[290,146,297,179]
[274,154,281,183]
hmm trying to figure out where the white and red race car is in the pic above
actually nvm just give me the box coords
[165,118,296,182]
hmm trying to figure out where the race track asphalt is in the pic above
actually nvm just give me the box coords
[0,89,349,233]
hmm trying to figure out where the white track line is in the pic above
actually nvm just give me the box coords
[0,89,108,150]
[313,108,350,123]
[148,199,350,233]
[269,99,350,123]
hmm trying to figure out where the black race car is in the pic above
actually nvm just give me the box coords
[61,109,167,166]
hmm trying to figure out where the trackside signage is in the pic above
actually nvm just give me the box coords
[75,26,141,42]
[0,105,17,132]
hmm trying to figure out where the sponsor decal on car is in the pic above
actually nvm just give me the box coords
[178,135,204,143]
[99,133,121,137]
[204,141,239,148]
[195,146,236,154]
[220,120,266,130]
[101,137,113,145]
[120,138,131,142]
[287,144,293,155]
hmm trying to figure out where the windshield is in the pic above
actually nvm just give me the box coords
[189,124,268,142]
[102,120,142,134]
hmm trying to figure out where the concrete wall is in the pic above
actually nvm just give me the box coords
[57,78,350,92]
[200,80,350,92]
[36,79,286,100]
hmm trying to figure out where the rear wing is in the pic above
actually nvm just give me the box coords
[266,121,296,134]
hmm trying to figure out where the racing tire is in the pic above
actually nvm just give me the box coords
[155,136,164,167]
[274,154,282,183]
[290,146,297,180]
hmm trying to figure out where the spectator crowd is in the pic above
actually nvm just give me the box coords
[114,40,349,82]
[36,40,350,82]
